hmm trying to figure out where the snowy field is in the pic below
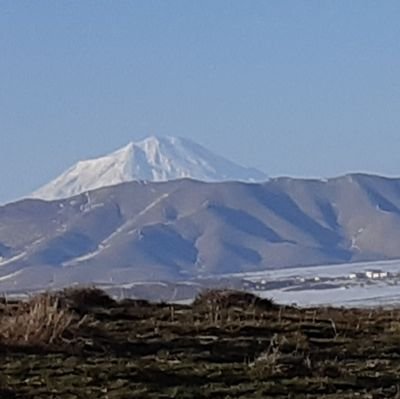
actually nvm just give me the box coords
[258,283,400,308]
[221,259,400,307]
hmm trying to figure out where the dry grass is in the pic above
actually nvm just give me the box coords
[193,289,276,325]
[0,293,79,347]
[2,290,400,397]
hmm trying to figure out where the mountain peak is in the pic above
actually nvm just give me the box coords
[31,135,267,200]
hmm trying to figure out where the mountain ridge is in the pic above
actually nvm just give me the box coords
[2,173,400,291]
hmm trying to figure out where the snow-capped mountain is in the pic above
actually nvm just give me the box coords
[31,136,267,200]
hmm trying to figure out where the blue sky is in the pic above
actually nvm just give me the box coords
[1,1,400,202]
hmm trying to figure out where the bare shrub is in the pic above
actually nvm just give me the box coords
[193,289,276,324]
[61,286,115,310]
[0,293,80,347]
[193,289,275,312]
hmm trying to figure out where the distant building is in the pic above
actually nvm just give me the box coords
[365,269,388,279]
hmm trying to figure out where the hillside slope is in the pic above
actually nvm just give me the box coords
[1,174,400,290]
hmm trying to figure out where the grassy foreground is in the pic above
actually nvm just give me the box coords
[1,288,400,398]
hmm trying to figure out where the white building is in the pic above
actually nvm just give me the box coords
[365,269,388,279]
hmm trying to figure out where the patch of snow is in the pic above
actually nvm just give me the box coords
[56,224,67,233]
[28,237,46,249]
[63,193,170,266]
[0,252,26,267]
[0,270,22,282]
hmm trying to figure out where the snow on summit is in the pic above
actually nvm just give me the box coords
[31,136,267,200]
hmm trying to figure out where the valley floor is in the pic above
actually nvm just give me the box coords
[1,289,400,398]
